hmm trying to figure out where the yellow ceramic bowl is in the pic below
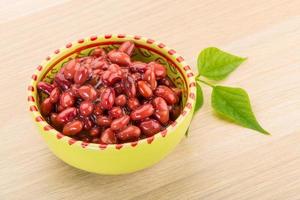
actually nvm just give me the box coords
[27,34,197,174]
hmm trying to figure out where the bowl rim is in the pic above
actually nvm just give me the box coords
[27,34,197,150]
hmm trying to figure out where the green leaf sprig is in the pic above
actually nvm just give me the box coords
[194,47,269,135]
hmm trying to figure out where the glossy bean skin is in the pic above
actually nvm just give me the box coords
[118,41,135,56]
[56,107,77,124]
[100,128,117,144]
[99,87,115,110]
[54,73,72,90]
[117,125,141,141]
[50,87,60,103]
[127,98,140,110]
[159,77,175,87]
[50,113,63,128]
[37,82,54,95]
[152,97,169,124]
[89,127,100,137]
[115,94,127,106]
[40,98,53,116]
[102,64,123,85]
[137,81,153,98]
[78,85,97,101]
[139,119,162,136]
[109,107,123,119]
[130,61,147,73]
[74,66,89,85]
[154,85,178,105]
[122,75,136,98]
[144,67,157,90]
[148,62,167,79]
[96,115,112,127]
[130,104,154,121]
[107,50,131,66]
[60,92,75,108]
[92,47,106,57]
[63,59,77,80]
[79,101,94,116]
[110,115,130,131]
[93,102,103,116]
[82,116,93,130]
[63,120,83,136]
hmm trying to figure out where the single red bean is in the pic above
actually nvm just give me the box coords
[50,113,63,128]
[99,87,115,110]
[54,73,72,90]
[92,47,106,57]
[40,98,53,116]
[130,104,154,121]
[60,92,75,108]
[148,62,167,79]
[117,125,141,141]
[78,85,97,101]
[108,50,131,66]
[63,120,83,136]
[139,119,162,136]
[56,107,77,124]
[69,84,80,97]
[130,61,147,73]
[122,75,136,98]
[96,115,112,127]
[115,94,127,106]
[102,64,123,85]
[110,115,130,131]
[50,87,60,103]
[93,102,103,116]
[37,82,54,95]
[118,41,135,56]
[89,127,101,137]
[79,101,94,116]
[81,116,92,130]
[109,107,123,119]
[144,67,157,90]
[137,81,153,98]
[74,66,89,85]
[152,97,169,124]
[63,59,77,80]
[127,98,140,110]
[154,85,178,105]
[100,128,117,144]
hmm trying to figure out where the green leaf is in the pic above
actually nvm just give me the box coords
[194,82,204,114]
[211,86,269,135]
[197,47,247,80]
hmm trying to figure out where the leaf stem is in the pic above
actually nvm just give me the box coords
[196,78,215,88]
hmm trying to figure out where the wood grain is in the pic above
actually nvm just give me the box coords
[0,0,300,199]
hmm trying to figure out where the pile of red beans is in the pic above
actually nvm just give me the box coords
[37,41,182,144]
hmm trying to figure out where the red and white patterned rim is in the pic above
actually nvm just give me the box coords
[27,34,197,150]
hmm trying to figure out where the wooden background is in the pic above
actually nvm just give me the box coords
[1,0,300,199]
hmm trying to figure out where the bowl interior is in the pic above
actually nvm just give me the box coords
[38,41,189,110]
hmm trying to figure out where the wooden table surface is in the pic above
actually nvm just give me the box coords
[1,0,300,199]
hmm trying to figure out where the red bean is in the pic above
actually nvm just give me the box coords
[137,81,153,98]
[159,77,175,87]
[102,64,123,85]
[54,73,72,90]
[108,50,131,66]
[140,119,162,136]
[100,128,117,144]
[89,127,100,137]
[60,92,74,108]
[110,115,130,131]
[130,61,147,73]
[127,98,140,110]
[144,67,157,90]
[50,87,60,103]
[99,87,115,110]
[148,62,167,79]
[74,66,89,85]
[37,82,54,95]
[118,41,135,56]
[109,107,123,119]
[79,101,94,116]
[63,59,77,80]
[115,94,127,106]
[96,115,112,127]
[92,47,106,57]
[82,116,93,130]
[117,125,141,141]
[170,105,182,121]
[56,107,77,124]
[93,102,103,116]
[40,98,53,116]
[78,85,97,101]
[122,75,136,98]
[50,113,63,128]
[130,104,154,120]
[63,120,83,136]
[154,85,178,105]
[152,97,169,124]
